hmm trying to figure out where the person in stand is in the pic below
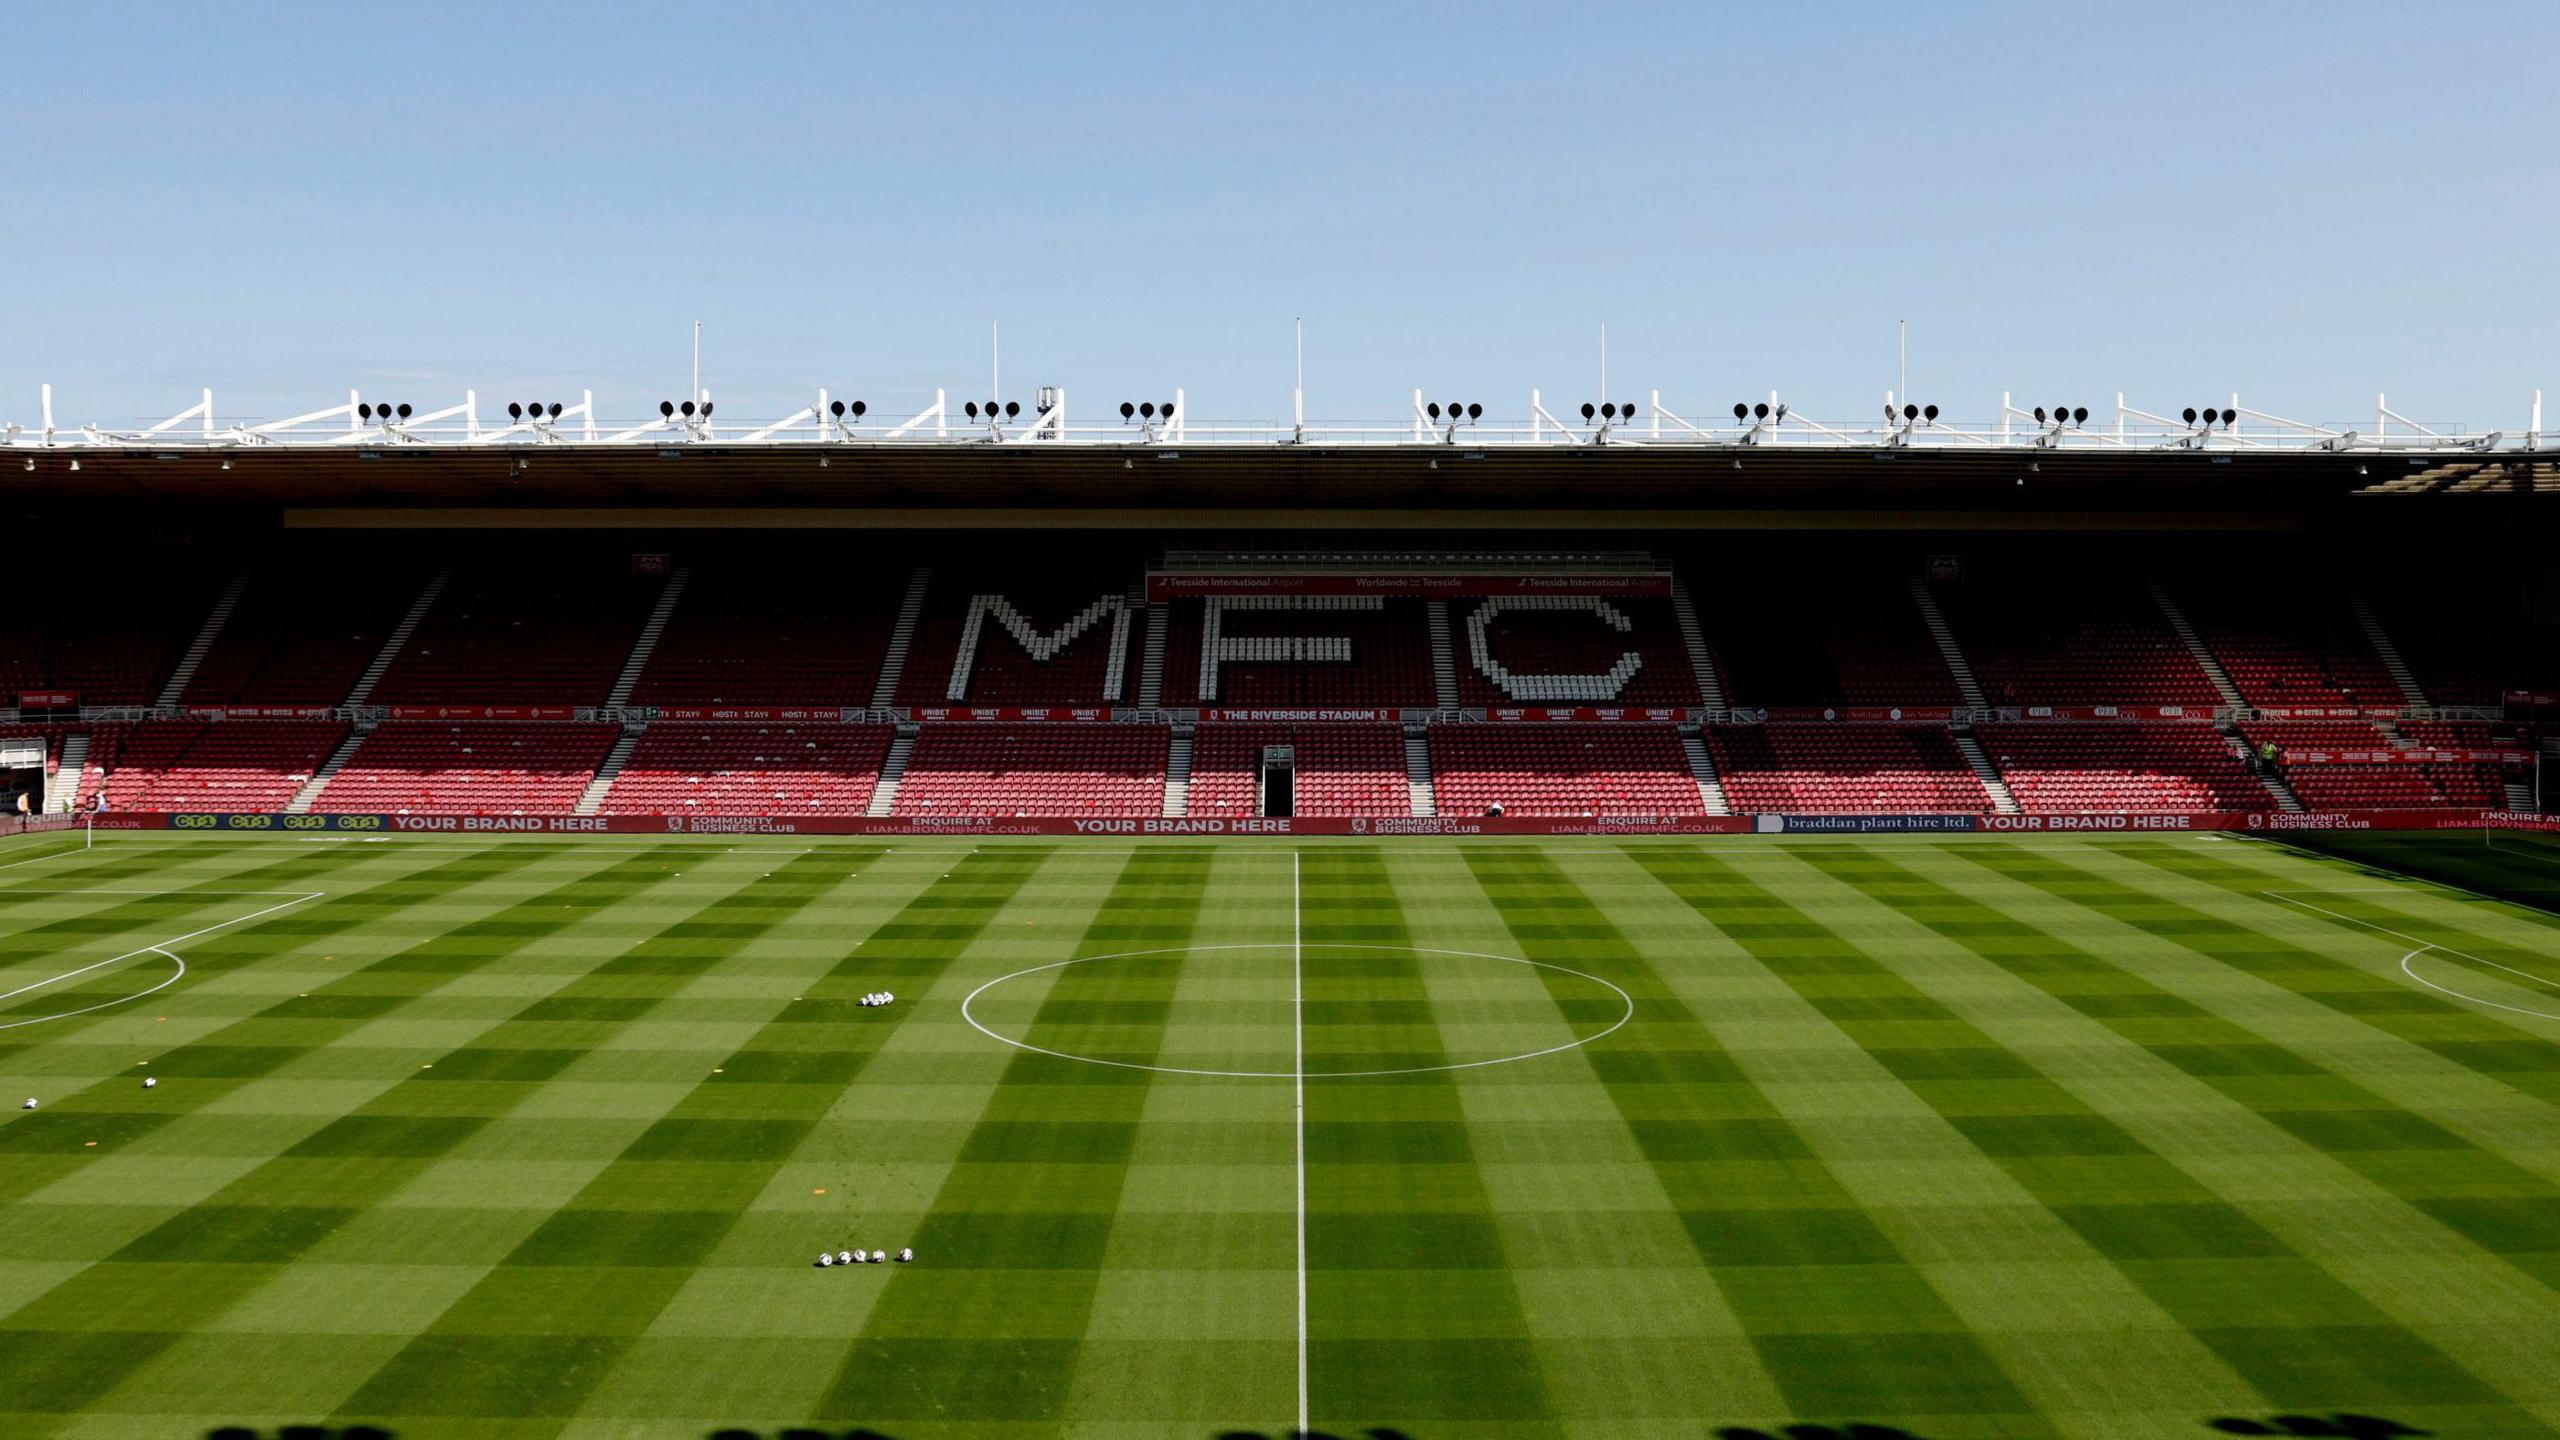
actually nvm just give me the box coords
[13,789,28,830]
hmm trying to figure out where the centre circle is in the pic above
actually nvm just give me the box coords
[959,942,1633,1079]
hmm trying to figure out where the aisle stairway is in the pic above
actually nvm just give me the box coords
[868,567,933,708]
[287,729,370,813]
[2147,581,2247,709]
[1950,730,2022,814]
[1162,728,1193,816]
[157,572,251,707]
[1136,600,1169,708]
[2350,596,2430,706]
[1680,729,1733,816]
[345,569,450,707]
[865,729,917,816]
[575,729,645,815]
[1426,602,1459,709]
[1670,576,1727,708]
[47,733,89,813]
[605,566,691,707]
[1403,728,1437,816]
[1906,576,1988,708]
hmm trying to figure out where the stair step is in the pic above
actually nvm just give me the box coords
[1669,576,1727,709]
[2147,580,2248,709]
[1404,730,1437,817]
[1950,730,2022,815]
[157,571,252,708]
[2349,596,2431,707]
[866,730,917,817]
[47,733,90,814]
[869,567,934,709]
[606,568,691,708]
[1906,576,1988,709]
[2504,779,2537,814]
[1426,602,1460,710]
[1680,731,1732,816]
[1163,729,1193,817]
[346,568,451,708]
[576,729,646,816]
[288,728,372,814]
[1136,601,1170,708]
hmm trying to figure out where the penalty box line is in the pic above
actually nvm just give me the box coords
[0,881,326,1030]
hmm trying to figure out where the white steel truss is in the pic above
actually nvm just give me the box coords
[4,383,2544,456]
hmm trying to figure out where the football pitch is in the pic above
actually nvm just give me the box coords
[3,831,2560,1440]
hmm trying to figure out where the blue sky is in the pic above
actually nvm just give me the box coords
[6,2,2554,434]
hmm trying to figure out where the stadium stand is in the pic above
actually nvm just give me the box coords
[1982,724,2263,812]
[311,722,619,814]
[1188,724,1411,818]
[1708,725,1991,814]
[1933,565,2218,705]
[895,568,1137,706]
[181,566,430,706]
[369,566,661,705]
[627,566,901,707]
[2175,580,2397,708]
[1428,725,1701,818]
[0,570,225,706]
[1706,569,1963,707]
[600,723,894,815]
[2365,586,2552,706]
[1452,597,1699,705]
[76,720,347,813]
[1160,597,1438,707]
[891,724,1168,816]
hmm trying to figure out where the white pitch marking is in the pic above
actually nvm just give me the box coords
[1293,849,1308,1440]
[2400,946,2560,1023]
[0,890,322,1031]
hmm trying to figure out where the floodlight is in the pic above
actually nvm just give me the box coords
[506,403,523,420]
[829,400,845,417]
[2183,407,2199,424]
[1580,403,1596,420]
[1775,403,1788,422]
[1733,402,1748,421]
[398,403,413,419]
[964,402,980,418]
[2071,407,2088,424]
[1922,404,1938,422]
[681,401,696,417]
[850,401,866,418]
[660,400,675,417]
[1140,402,1156,419]
[1119,401,1136,419]
[2033,407,2048,423]
[358,403,374,420]
[1753,403,1770,420]
[2219,408,2236,425]
[1161,401,1174,418]
[1903,404,1919,421]
[1427,402,1442,419]
[1466,403,1482,420]
[701,401,713,417]
[548,402,562,419]
[1004,401,1020,418]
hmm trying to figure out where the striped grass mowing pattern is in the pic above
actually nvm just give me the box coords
[0,832,2555,1440]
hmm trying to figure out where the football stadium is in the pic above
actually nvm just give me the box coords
[9,6,2560,1437]
[0,384,2554,1440]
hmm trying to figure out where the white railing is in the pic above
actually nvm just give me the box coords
[6,384,2548,457]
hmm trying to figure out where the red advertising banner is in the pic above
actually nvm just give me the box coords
[909,708,1113,722]
[75,808,2543,839]
[646,707,840,723]
[183,706,338,720]
[382,706,585,721]
[17,692,74,708]
[2281,749,2529,765]
[1486,707,1695,723]
[1200,708,1398,723]
[1148,574,1674,600]
[1747,707,1949,725]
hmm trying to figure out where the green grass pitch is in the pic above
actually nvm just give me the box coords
[3,829,2559,1440]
